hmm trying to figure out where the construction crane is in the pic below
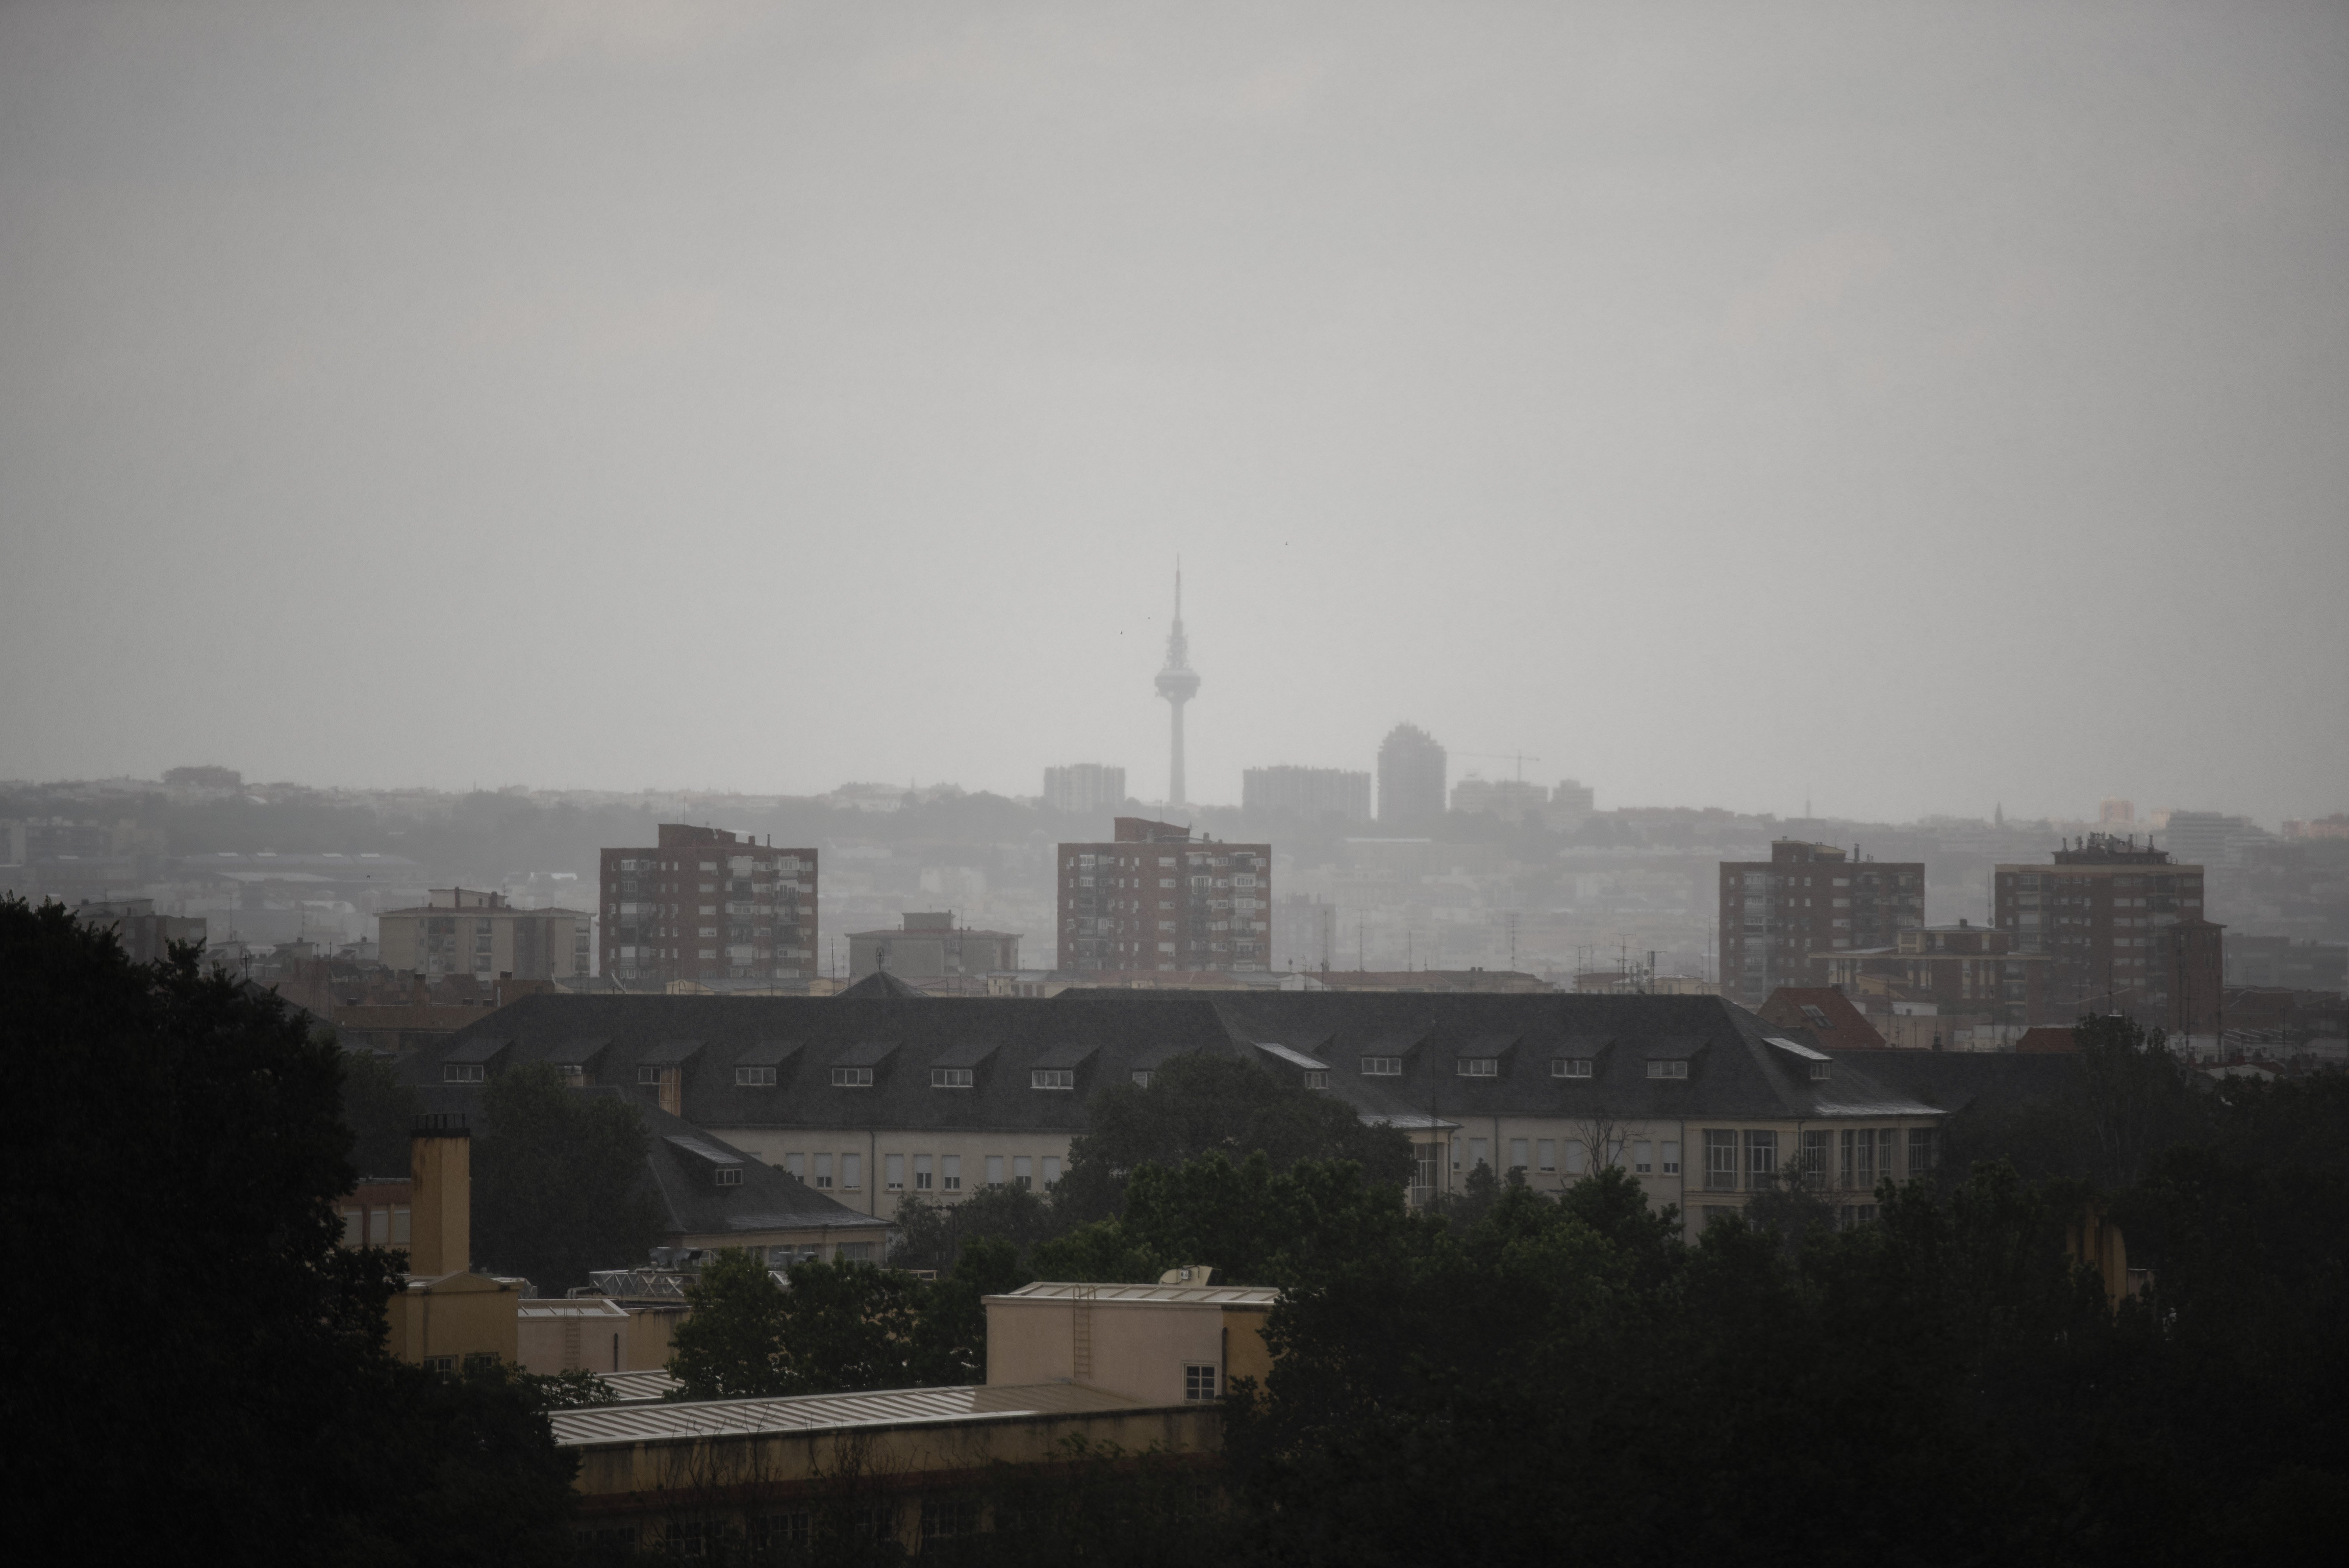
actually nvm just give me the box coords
[1454,751,1543,782]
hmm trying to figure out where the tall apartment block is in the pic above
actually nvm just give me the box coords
[599,824,816,985]
[379,887,593,980]
[1042,764,1127,816]
[1242,765,1372,822]
[1993,834,2221,1033]
[1059,817,1272,972]
[1377,723,1447,824]
[1720,841,1924,1005]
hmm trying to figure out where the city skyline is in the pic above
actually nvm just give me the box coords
[3,4,2345,827]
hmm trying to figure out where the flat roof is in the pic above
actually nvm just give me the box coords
[992,1281,1280,1308]
[549,1381,1148,1449]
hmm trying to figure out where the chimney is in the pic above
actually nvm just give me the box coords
[409,1112,471,1277]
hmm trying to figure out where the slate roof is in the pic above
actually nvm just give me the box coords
[1818,1049,2087,1117]
[406,990,1939,1133]
[407,1081,884,1239]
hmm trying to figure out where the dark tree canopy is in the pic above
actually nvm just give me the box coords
[0,896,576,1562]
[1054,1052,1414,1221]
[472,1064,667,1294]
[668,1248,1030,1400]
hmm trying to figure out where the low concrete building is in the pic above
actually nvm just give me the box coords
[552,1275,1247,1552]
[378,887,592,982]
[846,912,1020,982]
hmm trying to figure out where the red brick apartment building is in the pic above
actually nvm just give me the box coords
[1059,817,1272,973]
[1993,834,2221,1033]
[1720,841,1924,1005]
[1818,920,2056,1026]
[599,825,816,986]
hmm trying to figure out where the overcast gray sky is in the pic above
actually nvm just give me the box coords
[3,1,2343,824]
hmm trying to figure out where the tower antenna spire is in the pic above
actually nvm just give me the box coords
[1155,560,1200,807]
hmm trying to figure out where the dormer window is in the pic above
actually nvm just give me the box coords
[1809,1060,1830,1081]
[442,1063,484,1084]
[735,1066,777,1087]
[559,1066,586,1087]
[1647,1060,1689,1080]
[932,1067,974,1089]
[832,1067,873,1088]
[1360,1056,1402,1076]
[1552,1058,1593,1079]
[637,1066,664,1086]
[1032,1069,1076,1090]
[1456,1058,1498,1078]
[1303,1070,1328,1090]
[1131,1070,1154,1088]
[713,1166,742,1187]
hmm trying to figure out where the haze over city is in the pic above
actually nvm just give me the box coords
[4,1,2346,827]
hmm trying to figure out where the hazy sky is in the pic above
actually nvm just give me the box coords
[4,1,2344,824]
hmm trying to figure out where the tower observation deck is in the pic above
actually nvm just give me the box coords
[1154,567,1200,807]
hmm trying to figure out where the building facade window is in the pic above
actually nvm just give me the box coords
[1031,1069,1076,1090]
[1647,1060,1688,1080]
[941,1155,961,1192]
[1661,1140,1681,1175]
[885,1154,905,1191]
[841,1154,862,1189]
[1537,1139,1557,1172]
[1908,1126,1937,1173]
[832,1066,873,1088]
[1633,1140,1653,1174]
[932,1067,973,1089]
[914,1155,933,1191]
[1185,1364,1219,1401]
[1042,1156,1062,1189]
[1553,1058,1593,1078]
[1704,1130,1738,1191]
[1800,1129,1829,1189]
[814,1154,833,1188]
[1746,1130,1778,1189]
[985,1155,1004,1187]
[1457,1058,1499,1077]
[735,1066,776,1087]
[1509,1138,1529,1171]
[1361,1056,1402,1076]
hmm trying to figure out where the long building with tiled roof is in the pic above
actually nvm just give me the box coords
[404,989,1974,1235]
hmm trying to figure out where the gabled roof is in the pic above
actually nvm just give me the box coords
[443,1034,511,1065]
[408,1082,885,1240]
[535,1036,611,1071]
[733,1039,801,1068]
[404,991,1941,1135]
[829,1039,899,1069]
[1759,987,1888,1049]
[833,969,926,1001]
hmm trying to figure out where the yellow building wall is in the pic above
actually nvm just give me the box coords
[986,1299,1253,1406]
[572,1405,1221,1534]
[385,1273,521,1367]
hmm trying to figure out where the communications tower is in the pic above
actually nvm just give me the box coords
[1154,567,1200,807]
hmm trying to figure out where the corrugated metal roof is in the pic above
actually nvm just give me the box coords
[994,1281,1280,1307]
[549,1381,1146,1449]
[519,1300,629,1321]
[594,1369,682,1403]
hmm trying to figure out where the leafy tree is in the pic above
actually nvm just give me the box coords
[890,1184,1066,1274]
[472,1063,667,1293]
[342,1044,421,1177]
[907,1238,1034,1385]
[1054,1051,1413,1221]
[0,896,575,1562]
[667,1247,791,1398]
[670,1251,935,1399]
